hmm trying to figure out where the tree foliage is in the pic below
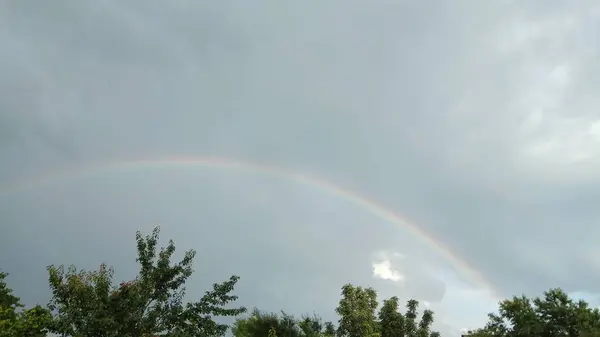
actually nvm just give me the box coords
[465,288,600,337]
[0,272,52,337]
[232,308,334,337]
[45,226,246,337]
[336,284,379,337]
[232,285,438,337]
[7,225,600,337]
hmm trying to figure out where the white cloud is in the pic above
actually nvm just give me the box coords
[372,259,405,283]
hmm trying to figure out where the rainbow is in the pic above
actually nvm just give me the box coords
[0,155,499,299]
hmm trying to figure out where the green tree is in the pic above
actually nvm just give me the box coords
[0,271,52,337]
[413,300,435,337]
[377,296,438,337]
[232,309,335,337]
[0,271,20,336]
[323,321,336,337]
[378,296,404,337]
[233,309,298,337]
[298,314,324,337]
[335,284,379,337]
[46,226,246,337]
[467,288,600,337]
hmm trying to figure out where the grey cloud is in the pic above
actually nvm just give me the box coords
[0,170,413,314]
[2,1,600,334]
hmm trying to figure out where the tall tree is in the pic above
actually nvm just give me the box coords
[377,296,438,337]
[415,303,435,337]
[335,284,379,337]
[46,226,246,337]
[378,296,404,337]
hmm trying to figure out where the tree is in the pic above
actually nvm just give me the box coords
[377,296,438,337]
[23,224,600,337]
[334,284,439,337]
[232,309,297,337]
[378,296,404,337]
[323,321,336,337]
[298,314,325,337]
[0,271,52,337]
[232,309,335,337]
[46,226,247,337]
[466,288,600,337]
[335,284,379,337]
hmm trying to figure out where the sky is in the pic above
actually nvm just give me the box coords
[1,1,600,336]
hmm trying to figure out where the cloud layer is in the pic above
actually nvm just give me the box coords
[2,1,600,335]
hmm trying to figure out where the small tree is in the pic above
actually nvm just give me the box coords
[46,226,246,336]
[232,309,299,337]
[0,271,52,337]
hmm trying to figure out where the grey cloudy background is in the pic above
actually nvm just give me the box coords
[1,1,600,335]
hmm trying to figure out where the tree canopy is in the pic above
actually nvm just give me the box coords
[43,226,245,337]
[2,226,600,337]
[464,288,600,337]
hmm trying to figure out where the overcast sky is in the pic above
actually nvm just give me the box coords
[2,1,600,336]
